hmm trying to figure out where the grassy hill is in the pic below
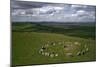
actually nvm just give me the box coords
[12,32,96,66]
[12,22,96,66]
[12,22,95,40]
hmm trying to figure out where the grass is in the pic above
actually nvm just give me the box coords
[12,31,96,66]
[12,22,96,40]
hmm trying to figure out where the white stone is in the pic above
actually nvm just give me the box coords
[76,51,81,56]
[45,44,49,47]
[44,52,49,56]
[41,52,45,55]
[40,49,43,51]
[74,42,79,45]
[46,53,50,56]
[81,50,85,55]
[66,53,73,57]
[86,48,89,51]
[39,49,43,54]
[55,54,58,56]
[53,43,56,46]
[50,54,54,58]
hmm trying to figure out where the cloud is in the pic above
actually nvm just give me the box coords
[70,9,96,22]
[71,5,87,8]
[11,1,96,22]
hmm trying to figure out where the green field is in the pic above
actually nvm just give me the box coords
[12,22,96,66]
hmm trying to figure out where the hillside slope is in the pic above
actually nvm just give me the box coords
[12,32,96,66]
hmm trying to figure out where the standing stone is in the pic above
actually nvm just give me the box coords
[74,42,79,45]
[76,51,81,56]
[81,50,85,55]
[41,52,45,55]
[50,54,54,58]
[47,53,50,56]
[66,53,73,57]
[86,48,89,52]
[39,49,43,54]
[53,43,56,46]
[55,54,58,57]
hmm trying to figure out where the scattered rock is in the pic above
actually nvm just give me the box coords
[66,53,73,57]
[74,42,79,45]
[76,51,81,56]
[39,41,89,58]
[81,50,85,55]
[41,52,45,55]
[40,49,43,51]
[53,43,56,46]
[86,48,89,52]
[45,44,49,47]
[44,52,49,56]
[39,49,43,54]
[50,54,54,58]
[46,53,50,56]
[55,54,58,56]
[42,47,46,50]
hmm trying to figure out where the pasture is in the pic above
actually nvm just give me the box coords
[12,22,96,66]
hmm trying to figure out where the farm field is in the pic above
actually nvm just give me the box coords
[12,22,96,66]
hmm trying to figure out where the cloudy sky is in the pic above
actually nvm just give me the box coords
[11,0,96,22]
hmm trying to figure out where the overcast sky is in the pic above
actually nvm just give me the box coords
[11,0,96,22]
